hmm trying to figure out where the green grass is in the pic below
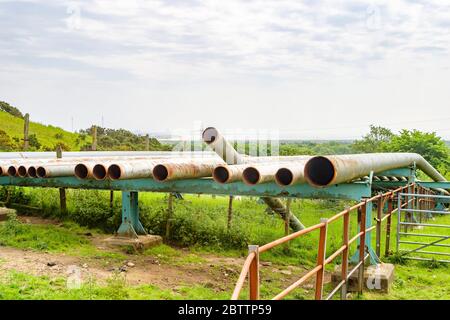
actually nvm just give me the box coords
[0,213,125,261]
[0,270,230,300]
[0,110,90,151]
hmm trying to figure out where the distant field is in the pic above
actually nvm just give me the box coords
[0,111,90,151]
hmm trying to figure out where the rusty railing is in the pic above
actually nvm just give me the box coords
[231,183,431,300]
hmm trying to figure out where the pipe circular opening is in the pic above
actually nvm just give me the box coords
[93,164,107,180]
[28,166,37,178]
[108,164,122,180]
[213,166,230,183]
[36,167,47,178]
[8,166,17,176]
[202,127,218,144]
[153,165,169,181]
[243,167,260,185]
[18,166,28,177]
[75,164,89,179]
[304,156,335,187]
[276,168,293,186]
[0,167,3,176]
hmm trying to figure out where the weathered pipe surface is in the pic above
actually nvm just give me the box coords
[0,165,7,176]
[213,164,248,184]
[275,160,310,186]
[242,164,284,185]
[107,160,158,180]
[37,164,77,178]
[305,153,448,187]
[262,197,305,231]
[203,127,245,165]
[153,159,224,182]
[203,127,305,232]
[7,166,18,177]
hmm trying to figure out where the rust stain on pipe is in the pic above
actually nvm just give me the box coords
[153,159,224,182]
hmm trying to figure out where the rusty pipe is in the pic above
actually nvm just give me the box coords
[212,164,248,184]
[107,160,158,180]
[242,164,282,185]
[202,127,245,165]
[153,159,224,182]
[304,153,447,187]
[37,164,77,178]
[7,166,18,176]
[275,160,310,186]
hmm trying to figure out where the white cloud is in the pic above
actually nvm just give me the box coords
[0,0,449,138]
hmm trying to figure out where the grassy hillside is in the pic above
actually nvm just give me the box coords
[0,110,91,151]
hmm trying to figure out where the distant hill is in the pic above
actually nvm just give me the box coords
[0,110,91,151]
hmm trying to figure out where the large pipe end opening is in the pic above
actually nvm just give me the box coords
[243,167,260,185]
[75,164,89,179]
[276,168,294,186]
[153,165,169,181]
[304,156,336,187]
[28,166,37,178]
[213,166,230,184]
[108,164,122,180]
[18,166,28,177]
[36,167,47,178]
[202,127,219,144]
[8,166,17,177]
[93,164,107,180]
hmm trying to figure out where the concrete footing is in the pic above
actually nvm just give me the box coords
[0,207,16,221]
[331,263,395,293]
[102,235,163,251]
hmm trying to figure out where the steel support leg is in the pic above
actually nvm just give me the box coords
[351,201,380,265]
[117,191,147,238]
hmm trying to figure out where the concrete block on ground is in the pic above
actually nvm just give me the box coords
[331,263,395,294]
[102,235,163,251]
[0,207,16,221]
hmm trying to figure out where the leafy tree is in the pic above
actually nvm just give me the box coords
[28,134,41,150]
[387,129,450,168]
[0,101,23,118]
[352,125,394,153]
[0,130,17,151]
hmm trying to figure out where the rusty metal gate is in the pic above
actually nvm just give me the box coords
[397,192,450,263]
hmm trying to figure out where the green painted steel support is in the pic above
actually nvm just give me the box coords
[117,191,147,238]
[0,176,371,201]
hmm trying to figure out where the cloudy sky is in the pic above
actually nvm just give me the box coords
[1,0,450,139]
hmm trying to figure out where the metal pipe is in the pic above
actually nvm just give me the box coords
[212,164,248,184]
[37,164,77,178]
[202,127,245,165]
[0,151,219,160]
[243,164,281,185]
[18,165,29,177]
[304,153,448,187]
[153,159,224,182]
[27,166,37,178]
[275,160,310,186]
[7,166,18,176]
[203,127,305,231]
[107,160,158,180]
[0,165,7,176]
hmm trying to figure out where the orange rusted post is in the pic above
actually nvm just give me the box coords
[385,196,393,257]
[376,196,383,257]
[315,218,328,300]
[341,210,350,300]
[248,245,260,300]
[358,202,367,294]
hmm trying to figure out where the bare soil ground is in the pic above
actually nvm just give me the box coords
[0,216,328,296]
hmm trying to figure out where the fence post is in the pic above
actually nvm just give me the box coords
[23,113,30,151]
[284,198,292,251]
[358,202,367,294]
[341,210,350,300]
[227,195,233,231]
[165,193,174,239]
[376,196,382,258]
[56,146,67,216]
[385,195,393,257]
[91,125,97,151]
[248,245,260,300]
[396,193,402,253]
[315,218,328,300]
[110,190,114,214]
